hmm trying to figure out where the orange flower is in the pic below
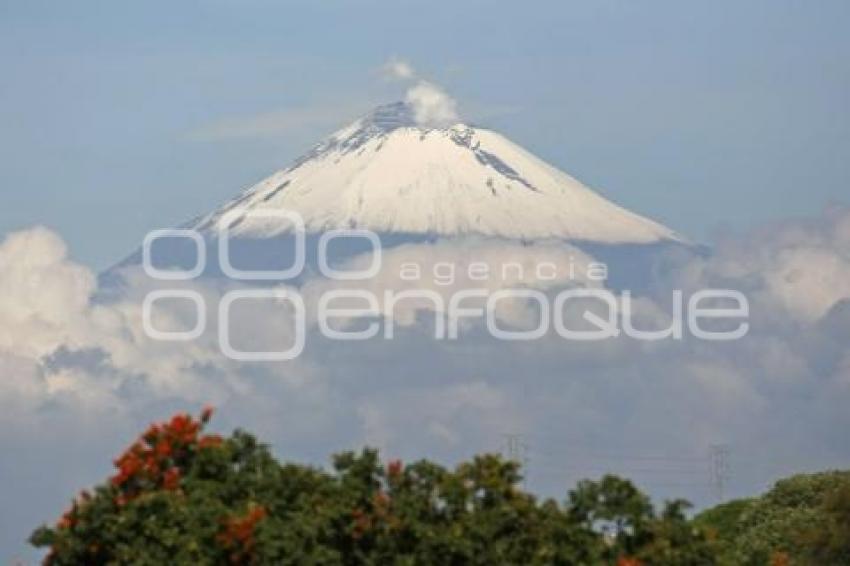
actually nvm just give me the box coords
[163,467,181,490]
[143,423,161,442]
[111,451,143,486]
[217,505,267,557]
[103,410,219,510]
[155,439,172,457]
[57,514,74,530]
[169,414,191,434]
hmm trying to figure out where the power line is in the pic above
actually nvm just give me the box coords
[505,436,732,502]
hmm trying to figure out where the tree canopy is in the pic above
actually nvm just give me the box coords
[695,469,850,565]
[31,410,847,565]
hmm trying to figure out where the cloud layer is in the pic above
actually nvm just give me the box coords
[1,206,850,559]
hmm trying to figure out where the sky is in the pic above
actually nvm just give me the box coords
[1,0,848,268]
[1,1,850,562]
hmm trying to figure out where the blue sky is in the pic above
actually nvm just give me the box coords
[1,0,848,267]
[2,3,850,561]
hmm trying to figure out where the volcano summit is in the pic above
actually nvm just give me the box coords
[188,102,682,245]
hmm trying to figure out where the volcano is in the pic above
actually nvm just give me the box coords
[188,102,682,244]
[112,101,691,287]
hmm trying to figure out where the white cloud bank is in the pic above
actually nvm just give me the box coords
[1,206,850,560]
[0,227,96,358]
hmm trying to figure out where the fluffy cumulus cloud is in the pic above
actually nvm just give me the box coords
[667,205,850,323]
[0,227,95,358]
[2,207,850,559]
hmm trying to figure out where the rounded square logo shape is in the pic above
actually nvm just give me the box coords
[143,229,206,280]
[142,290,207,341]
[486,289,550,341]
[317,229,382,280]
[218,289,305,361]
[218,209,305,281]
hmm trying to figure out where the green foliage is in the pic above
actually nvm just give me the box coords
[696,470,850,565]
[692,498,753,544]
[46,409,849,565]
[569,477,716,565]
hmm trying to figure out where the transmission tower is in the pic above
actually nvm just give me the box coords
[709,444,730,502]
[502,433,529,486]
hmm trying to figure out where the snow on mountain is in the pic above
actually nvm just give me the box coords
[190,102,683,244]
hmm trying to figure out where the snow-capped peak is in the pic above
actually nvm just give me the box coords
[192,102,683,244]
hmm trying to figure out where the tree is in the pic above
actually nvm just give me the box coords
[696,470,850,565]
[793,473,850,565]
[32,410,724,565]
[569,476,717,565]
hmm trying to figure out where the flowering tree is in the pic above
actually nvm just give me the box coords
[32,410,718,565]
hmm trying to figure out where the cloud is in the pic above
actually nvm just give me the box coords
[188,58,462,143]
[660,204,850,323]
[380,57,461,127]
[0,227,96,358]
[2,207,850,559]
[356,380,515,453]
[300,239,598,329]
[186,101,369,142]
[0,226,328,412]
[405,81,460,128]
[381,57,416,80]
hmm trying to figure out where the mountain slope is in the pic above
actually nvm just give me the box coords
[190,102,682,244]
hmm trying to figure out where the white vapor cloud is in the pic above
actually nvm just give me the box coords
[380,57,461,127]
[381,57,415,80]
[189,58,462,143]
[405,81,460,128]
